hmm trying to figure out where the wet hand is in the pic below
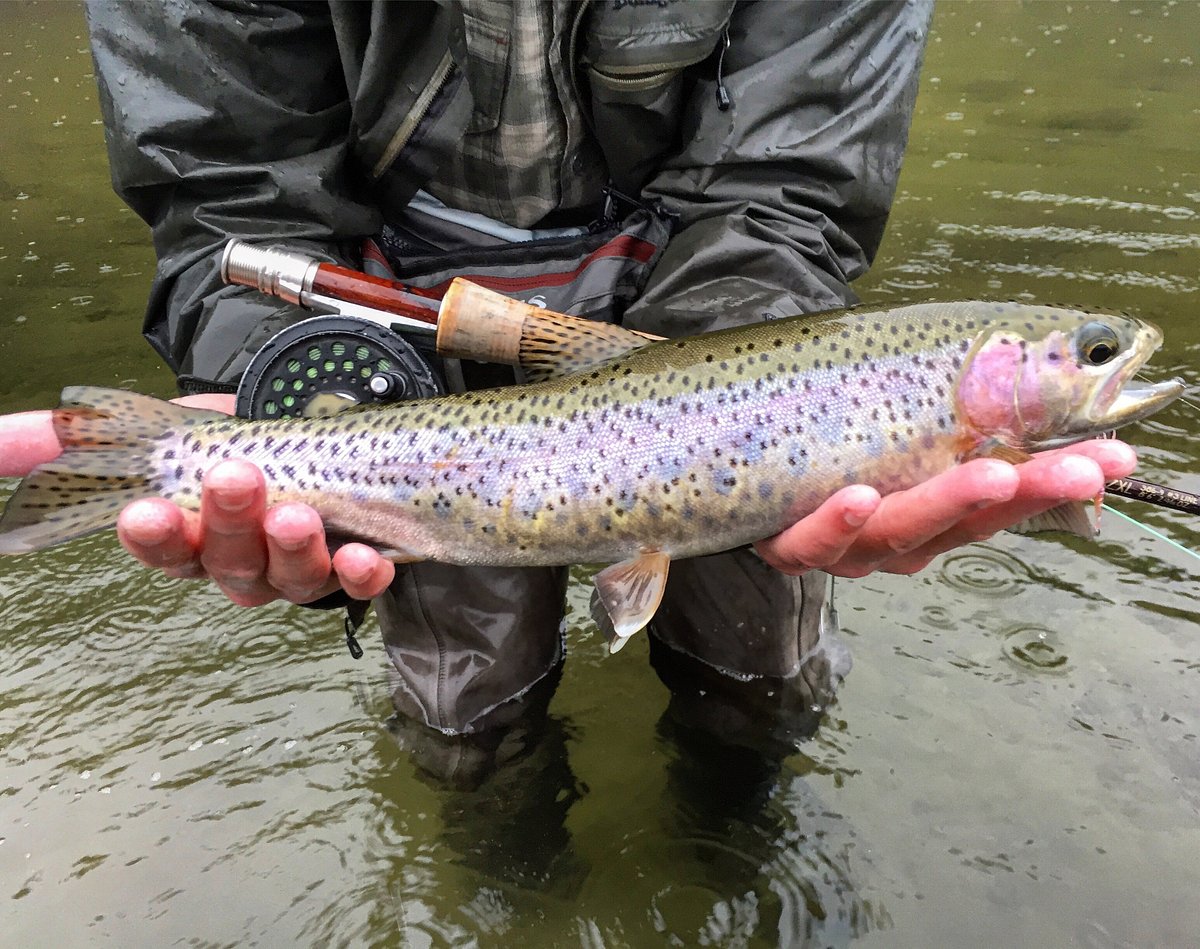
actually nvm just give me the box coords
[755,439,1138,578]
[0,396,394,606]
[0,411,61,477]
[116,459,395,606]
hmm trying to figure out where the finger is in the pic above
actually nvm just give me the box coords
[117,498,205,578]
[754,485,881,573]
[173,393,236,414]
[1040,438,1138,482]
[332,544,396,601]
[855,459,1021,559]
[942,451,1107,545]
[263,502,336,602]
[887,452,1109,570]
[0,411,62,477]
[198,460,274,605]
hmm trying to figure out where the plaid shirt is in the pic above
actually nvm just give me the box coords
[423,1,608,228]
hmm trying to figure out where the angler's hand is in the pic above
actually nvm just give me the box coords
[0,397,394,606]
[755,439,1138,578]
[117,394,395,606]
[0,410,62,477]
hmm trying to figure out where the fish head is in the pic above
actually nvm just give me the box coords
[956,307,1184,452]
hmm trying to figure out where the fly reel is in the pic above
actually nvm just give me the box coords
[235,316,443,420]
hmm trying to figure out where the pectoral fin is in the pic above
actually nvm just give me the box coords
[1007,502,1097,538]
[973,441,1033,465]
[973,442,1099,538]
[589,551,671,654]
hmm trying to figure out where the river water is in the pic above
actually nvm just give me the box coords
[1,3,1197,946]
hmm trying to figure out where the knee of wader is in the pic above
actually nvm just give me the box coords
[649,554,842,680]
[387,662,566,790]
[648,635,836,754]
[376,563,568,735]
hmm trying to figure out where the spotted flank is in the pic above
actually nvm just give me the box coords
[0,300,1183,644]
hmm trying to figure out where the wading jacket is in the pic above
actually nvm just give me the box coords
[85,0,932,393]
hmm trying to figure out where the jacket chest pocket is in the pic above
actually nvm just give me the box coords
[582,0,735,104]
[461,6,512,133]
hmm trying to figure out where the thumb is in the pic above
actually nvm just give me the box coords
[0,395,235,480]
[0,411,61,477]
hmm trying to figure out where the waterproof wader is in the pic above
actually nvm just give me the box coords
[375,545,837,737]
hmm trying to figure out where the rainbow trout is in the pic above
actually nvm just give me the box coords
[0,301,1183,648]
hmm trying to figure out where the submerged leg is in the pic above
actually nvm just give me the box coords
[376,563,587,892]
[648,549,845,751]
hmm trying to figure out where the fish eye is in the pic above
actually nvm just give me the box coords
[1076,322,1121,366]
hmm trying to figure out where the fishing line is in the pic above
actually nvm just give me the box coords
[1101,503,1200,565]
[1135,372,1200,415]
[1178,394,1200,415]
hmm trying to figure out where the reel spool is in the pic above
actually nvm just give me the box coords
[235,316,443,420]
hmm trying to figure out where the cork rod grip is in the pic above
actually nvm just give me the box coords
[436,279,551,365]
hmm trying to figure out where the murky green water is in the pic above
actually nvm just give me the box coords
[1,2,1197,946]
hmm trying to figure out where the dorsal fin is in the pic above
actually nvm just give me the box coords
[518,311,659,381]
[435,278,660,381]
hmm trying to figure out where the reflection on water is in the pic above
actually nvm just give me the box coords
[2,2,1199,946]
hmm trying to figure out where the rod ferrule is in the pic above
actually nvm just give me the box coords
[220,240,321,306]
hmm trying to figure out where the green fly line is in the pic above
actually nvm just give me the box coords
[1102,503,1200,565]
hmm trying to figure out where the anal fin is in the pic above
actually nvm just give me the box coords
[589,551,670,654]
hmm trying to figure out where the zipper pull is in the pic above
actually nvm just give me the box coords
[715,27,733,112]
[343,599,369,660]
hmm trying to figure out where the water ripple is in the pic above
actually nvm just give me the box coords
[79,603,197,654]
[979,261,1195,294]
[936,221,1200,254]
[920,605,957,630]
[983,189,1197,221]
[938,546,1031,597]
[1001,624,1071,673]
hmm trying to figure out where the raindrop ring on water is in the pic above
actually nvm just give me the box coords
[921,605,956,630]
[938,546,1030,597]
[1001,624,1070,673]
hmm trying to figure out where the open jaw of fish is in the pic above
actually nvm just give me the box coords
[0,295,1185,652]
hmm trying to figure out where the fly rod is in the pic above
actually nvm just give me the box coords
[220,239,661,370]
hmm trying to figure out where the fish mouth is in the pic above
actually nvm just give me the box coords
[1035,375,1184,451]
[1087,322,1180,428]
[1094,376,1187,429]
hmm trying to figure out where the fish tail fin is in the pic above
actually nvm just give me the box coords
[0,387,221,554]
